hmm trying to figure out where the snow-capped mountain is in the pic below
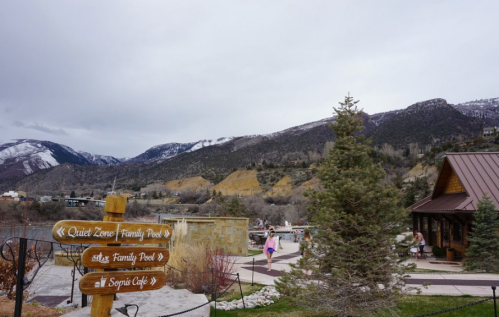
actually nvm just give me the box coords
[452,98,499,125]
[0,139,120,179]
[78,151,122,166]
[124,137,235,164]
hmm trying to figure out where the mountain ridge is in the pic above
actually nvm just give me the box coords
[1,97,497,192]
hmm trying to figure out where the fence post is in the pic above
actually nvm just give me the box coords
[82,266,88,307]
[252,258,255,286]
[493,286,497,317]
[14,238,28,317]
[237,273,246,309]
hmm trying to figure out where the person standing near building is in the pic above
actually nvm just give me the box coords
[412,230,425,260]
[258,218,264,230]
[263,232,276,271]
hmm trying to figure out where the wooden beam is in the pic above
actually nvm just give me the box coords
[90,195,126,317]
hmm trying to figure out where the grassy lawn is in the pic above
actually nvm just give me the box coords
[248,250,263,256]
[210,295,496,317]
[215,283,264,302]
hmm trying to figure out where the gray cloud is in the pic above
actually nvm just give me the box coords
[1,1,498,157]
[14,122,68,136]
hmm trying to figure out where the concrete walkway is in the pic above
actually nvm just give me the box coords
[236,240,499,298]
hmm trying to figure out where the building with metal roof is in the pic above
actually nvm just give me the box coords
[411,152,499,257]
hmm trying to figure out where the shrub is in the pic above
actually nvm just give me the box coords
[432,246,443,257]
[0,239,37,300]
[125,201,151,219]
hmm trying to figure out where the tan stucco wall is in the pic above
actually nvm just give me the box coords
[54,251,81,266]
[163,217,249,256]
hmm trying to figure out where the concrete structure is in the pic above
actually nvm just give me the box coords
[163,217,249,256]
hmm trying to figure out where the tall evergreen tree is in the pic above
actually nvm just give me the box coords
[276,95,406,316]
[464,195,499,272]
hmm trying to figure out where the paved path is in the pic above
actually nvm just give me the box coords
[238,240,499,298]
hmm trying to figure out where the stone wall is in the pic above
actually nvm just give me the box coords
[163,217,249,256]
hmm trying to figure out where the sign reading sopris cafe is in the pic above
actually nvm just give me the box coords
[79,271,167,295]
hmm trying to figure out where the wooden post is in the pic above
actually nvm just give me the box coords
[90,195,126,317]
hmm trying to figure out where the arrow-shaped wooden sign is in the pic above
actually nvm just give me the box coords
[82,246,170,269]
[80,271,167,295]
[52,220,172,244]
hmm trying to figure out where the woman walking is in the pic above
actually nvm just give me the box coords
[302,230,313,275]
[263,232,276,272]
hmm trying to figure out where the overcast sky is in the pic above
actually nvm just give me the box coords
[1,1,498,158]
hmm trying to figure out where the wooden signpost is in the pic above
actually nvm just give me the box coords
[52,195,172,317]
[82,246,169,269]
[79,271,167,295]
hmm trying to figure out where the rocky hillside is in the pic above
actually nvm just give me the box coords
[452,97,499,125]
[368,98,484,148]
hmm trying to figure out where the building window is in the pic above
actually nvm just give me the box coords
[453,222,462,242]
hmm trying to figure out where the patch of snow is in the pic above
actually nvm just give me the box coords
[189,137,235,151]
[36,150,59,167]
[23,161,33,174]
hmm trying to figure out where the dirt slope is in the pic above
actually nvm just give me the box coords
[212,170,262,196]
[265,176,293,197]
[164,176,211,192]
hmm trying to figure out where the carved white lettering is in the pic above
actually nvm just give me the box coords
[120,229,145,241]
[68,227,91,238]
[139,252,155,262]
[132,276,148,289]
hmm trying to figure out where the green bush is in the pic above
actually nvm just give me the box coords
[432,246,443,257]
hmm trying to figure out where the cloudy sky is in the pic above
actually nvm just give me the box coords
[1,1,498,158]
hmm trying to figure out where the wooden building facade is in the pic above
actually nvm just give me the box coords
[411,152,499,257]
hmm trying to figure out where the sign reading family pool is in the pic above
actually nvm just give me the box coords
[52,220,172,244]
[79,271,167,295]
[82,246,170,269]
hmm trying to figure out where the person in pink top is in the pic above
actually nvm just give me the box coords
[263,232,276,271]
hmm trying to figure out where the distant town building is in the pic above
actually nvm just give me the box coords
[40,196,53,203]
[483,126,498,137]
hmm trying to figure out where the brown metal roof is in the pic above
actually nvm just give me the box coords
[412,152,499,213]
[446,152,499,211]
[412,192,470,213]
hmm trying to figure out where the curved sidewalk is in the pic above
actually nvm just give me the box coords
[236,240,499,298]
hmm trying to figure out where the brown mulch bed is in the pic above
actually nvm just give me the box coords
[0,296,67,317]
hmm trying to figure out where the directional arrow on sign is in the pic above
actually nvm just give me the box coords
[57,227,65,237]
[151,277,157,286]
[158,253,163,261]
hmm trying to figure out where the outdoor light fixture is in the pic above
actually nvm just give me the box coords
[115,304,139,317]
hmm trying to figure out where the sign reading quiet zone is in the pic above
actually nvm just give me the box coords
[82,246,169,269]
[79,271,167,295]
[52,220,172,244]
